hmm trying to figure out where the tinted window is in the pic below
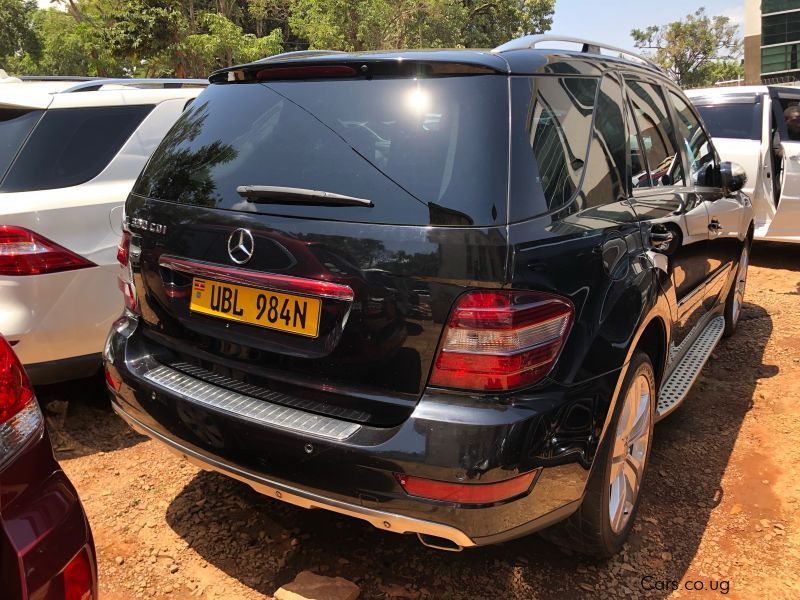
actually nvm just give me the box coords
[626,79,684,188]
[512,76,598,212]
[135,77,509,227]
[581,74,627,208]
[693,101,762,141]
[670,92,717,186]
[0,105,154,192]
[0,109,42,183]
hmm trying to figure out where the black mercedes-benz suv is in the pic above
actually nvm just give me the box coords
[104,36,754,556]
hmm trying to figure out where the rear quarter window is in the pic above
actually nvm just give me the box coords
[133,76,510,227]
[0,108,43,183]
[0,105,154,192]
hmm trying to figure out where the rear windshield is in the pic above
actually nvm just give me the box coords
[133,76,509,226]
[0,108,43,182]
[693,100,762,141]
[0,105,154,192]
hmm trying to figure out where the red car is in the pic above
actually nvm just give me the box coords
[0,336,96,600]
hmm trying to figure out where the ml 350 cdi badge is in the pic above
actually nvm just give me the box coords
[104,36,754,556]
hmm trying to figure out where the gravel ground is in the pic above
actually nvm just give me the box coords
[39,242,800,599]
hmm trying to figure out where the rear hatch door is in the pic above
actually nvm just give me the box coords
[128,61,511,426]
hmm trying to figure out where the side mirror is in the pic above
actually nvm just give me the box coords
[719,161,747,194]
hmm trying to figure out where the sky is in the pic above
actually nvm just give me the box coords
[550,0,745,52]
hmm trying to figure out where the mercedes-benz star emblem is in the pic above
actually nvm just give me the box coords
[227,228,254,265]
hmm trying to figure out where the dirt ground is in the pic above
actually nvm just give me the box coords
[39,242,800,600]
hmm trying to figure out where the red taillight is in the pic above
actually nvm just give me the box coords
[117,276,137,311]
[394,470,539,505]
[0,336,34,424]
[0,226,94,276]
[62,547,95,600]
[429,290,573,392]
[116,230,130,267]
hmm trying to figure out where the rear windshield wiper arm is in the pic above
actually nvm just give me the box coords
[236,185,374,207]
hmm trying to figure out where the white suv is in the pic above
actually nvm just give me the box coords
[688,85,800,244]
[0,76,206,384]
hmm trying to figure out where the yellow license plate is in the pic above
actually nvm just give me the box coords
[189,277,321,338]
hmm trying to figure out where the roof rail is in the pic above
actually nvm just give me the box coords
[256,49,347,63]
[18,76,101,82]
[60,78,208,93]
[492,35,664,73]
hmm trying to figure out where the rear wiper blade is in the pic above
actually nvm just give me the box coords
[236,185,374,207]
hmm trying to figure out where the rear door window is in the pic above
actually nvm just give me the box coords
[625,79,685,188]
[0,108,43,183]
[134,76,509,227]
[0,105,154,192]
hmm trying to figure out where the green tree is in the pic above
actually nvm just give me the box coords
[461,0,555,48]
[631,7,742,87]
[289,0,554,51]
[181,12,282,75]
[0,0,40,61]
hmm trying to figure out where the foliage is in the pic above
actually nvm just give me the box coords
[631,7,742,87]
[0,0,40,59]
[289,0,555,51]
[0,0,555,77]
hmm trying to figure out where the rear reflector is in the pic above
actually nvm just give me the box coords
[429,290,573,392]
[0,226,94,276]
[394,470,539,505]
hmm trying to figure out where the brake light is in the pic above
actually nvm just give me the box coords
[0,226,95,276]
[62,547,95,600]
[116,230,130,267]
[255,65,357,80]
[0,336,42,468]
[118,277,137,311]
[429,290,573,392]
[394,470,539,505]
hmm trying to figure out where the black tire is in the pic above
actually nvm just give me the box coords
[723,243,750,338]
[540,352,656,557]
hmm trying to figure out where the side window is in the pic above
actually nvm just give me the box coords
[581,74,628,208]
[669,91,717,187]
[525,76,599,211]
[0,105,154,192]
[625,79,684,188]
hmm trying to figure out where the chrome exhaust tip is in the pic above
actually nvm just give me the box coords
[417,533,463,552]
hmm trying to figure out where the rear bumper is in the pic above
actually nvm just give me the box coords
[106,317,620,547]
[0,426,96,599]
[24,353,102,386]
[0,267,122,370]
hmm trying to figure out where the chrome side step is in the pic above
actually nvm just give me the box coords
[143,363,361,441]
[656,316,725,420]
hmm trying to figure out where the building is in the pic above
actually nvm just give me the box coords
[745,0,800,84]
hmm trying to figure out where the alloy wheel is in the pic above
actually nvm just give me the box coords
[608,372,652,533]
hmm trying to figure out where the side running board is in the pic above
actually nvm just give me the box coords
[656,316,725,420]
